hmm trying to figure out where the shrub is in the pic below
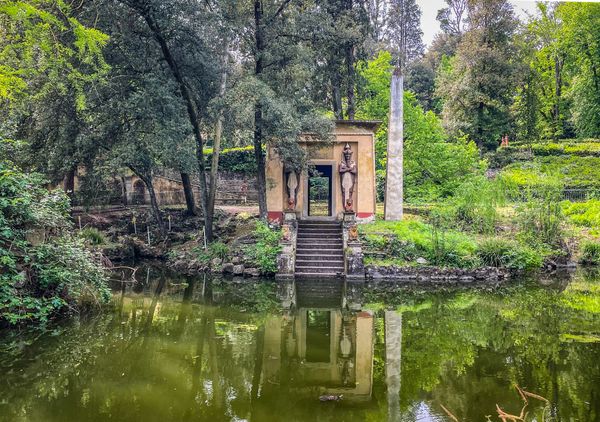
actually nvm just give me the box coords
[245,221,281,274]
[204,146,258,174]
[580,241,600,265]
[0,160,110,326]
[477,238,543,270]
[79,227,107,245]
[444,176,512,234]
[195,241,229,264]
[516,183,565,248]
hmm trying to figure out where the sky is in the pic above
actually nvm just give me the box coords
[416,0,550,47]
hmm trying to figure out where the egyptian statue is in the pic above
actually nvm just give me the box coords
[338,143,357,212]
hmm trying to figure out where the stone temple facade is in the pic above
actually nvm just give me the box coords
[266,120,379,223]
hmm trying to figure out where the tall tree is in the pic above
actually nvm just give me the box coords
[385,0,424,69]
[436,0,468,36]
[559,2,600,138]
[248,0,334,219]
[436,0,518,150]
[115,0,226,240]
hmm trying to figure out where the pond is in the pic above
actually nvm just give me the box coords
[1,266,599,422]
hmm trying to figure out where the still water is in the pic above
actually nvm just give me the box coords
[1,266,600,422]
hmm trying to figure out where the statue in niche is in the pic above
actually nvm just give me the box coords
[285,166,300,210]
[338,143,357,212]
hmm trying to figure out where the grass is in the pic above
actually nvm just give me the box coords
[360,219,479,268]
[562,200,600,234]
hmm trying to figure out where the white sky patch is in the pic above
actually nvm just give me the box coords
[418,0,600,48]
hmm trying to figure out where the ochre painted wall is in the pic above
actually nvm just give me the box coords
[267,121,377,222]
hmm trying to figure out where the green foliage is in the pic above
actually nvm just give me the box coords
[516,183,565,248]
[245,222,281,275]
[476,238,542,270]
[501,156,600,190]
[443,176,511,234]
[558,3,600,138]
[580,241,600,265]
[79,227,107,246]
[435,0,518,150]
[525,140,600,157]
[562,200,600,230]
[360,219,478,268]
[0,0,109,108]
[0,160,109,326]
[205,146,258,174]
[194,241,230,264]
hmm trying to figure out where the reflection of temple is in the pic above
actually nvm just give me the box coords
[261,280,374,402]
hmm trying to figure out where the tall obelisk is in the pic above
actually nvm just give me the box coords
[384,67,403,220]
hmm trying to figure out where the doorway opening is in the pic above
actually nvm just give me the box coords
[308,165,332,217]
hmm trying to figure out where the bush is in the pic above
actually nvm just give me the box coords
[444,176,511,234]
[580,241,600,265]
[195,241,230,264]
[477,238,543,270]
[204,146,258,174]
[79,227,107,245]
[245,221,281,274]
[516,182,566,248]
[1,160,110,326]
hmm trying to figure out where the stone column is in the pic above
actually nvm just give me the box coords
[384,68,404,221]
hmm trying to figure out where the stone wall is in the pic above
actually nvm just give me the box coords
[365,265,509,285]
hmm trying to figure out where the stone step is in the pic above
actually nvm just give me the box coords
[296,254,343,260]
[295,272,344,279]
[295,249,343,256]
[296,237,342,249]
[295,265,344,273]
[296,259,344,268]
[298,224,341,229]
[298,228,341,234]
[297,233,342,239]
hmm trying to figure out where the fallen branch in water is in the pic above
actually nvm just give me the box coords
[440,404,460,422]
[109,266,139,283]
[495,385,550,421]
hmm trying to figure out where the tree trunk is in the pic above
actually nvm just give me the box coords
[64,167,76,194]
[346,44,356,120]
[180,172,197,215]
[208,47,229,222]
[552,57,563,141]
[254,0,268,219]
[134,7,213,241]
[142,174,166,235]
[384,68,404,221]
[131,167,165,235]
[332,78,343,119]
[121,176,128,206]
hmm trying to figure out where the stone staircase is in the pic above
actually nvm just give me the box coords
[295,220,345,278]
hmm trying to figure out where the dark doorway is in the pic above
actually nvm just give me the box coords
[308,165,332,217]
[306,310,331,363]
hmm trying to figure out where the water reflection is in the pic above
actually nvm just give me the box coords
[0,267,599,421]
